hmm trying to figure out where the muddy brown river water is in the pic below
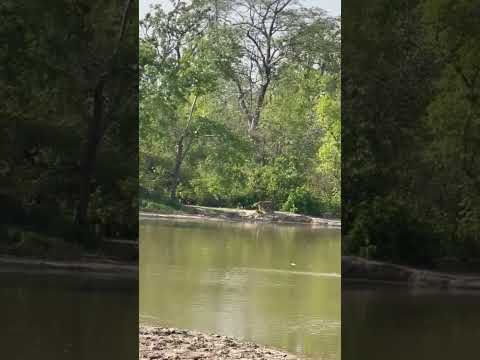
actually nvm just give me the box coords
[140,218,341,359]
[0,268,137,360]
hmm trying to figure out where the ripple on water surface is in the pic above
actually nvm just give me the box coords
[140,220,341,360]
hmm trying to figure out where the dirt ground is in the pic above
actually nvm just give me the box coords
[139,326,301,360]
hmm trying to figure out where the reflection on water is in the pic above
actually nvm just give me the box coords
[0,270,137,360]
[342,283,480,360]
[140,219,341,359]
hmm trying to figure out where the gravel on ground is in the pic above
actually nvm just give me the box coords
[139,326,301,360]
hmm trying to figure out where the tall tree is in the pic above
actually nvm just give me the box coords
[229,0,294,135]
[74,0,136,228]
[225,0,339,138]
[139,0,341,216]
[140,0,233,200]
[1,0,139,243]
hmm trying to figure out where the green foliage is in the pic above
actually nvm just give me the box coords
[343,0,480,265]
[282,186,320,215]
[315,78,341,213]
[1,0,138,248]
[344,197,440,266]
[139,0,341,217]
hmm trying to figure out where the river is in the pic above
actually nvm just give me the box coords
[0,268,137,360]
[342,282,480,360]
[140,218,341,359]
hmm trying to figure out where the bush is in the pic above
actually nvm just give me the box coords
[282,186,321,216]
[344,197,441,266]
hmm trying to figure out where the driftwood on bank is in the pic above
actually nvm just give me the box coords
[140,205,341,228]
[342,256,480,291]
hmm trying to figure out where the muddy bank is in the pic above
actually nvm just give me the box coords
[0,255,137,278]
[140,326,301,360]
[140,205,341,228]
[342,256,480,291]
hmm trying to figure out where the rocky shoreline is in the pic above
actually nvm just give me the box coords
[139,326,301,360]
[140,205,341,228]
[342,256,480,291]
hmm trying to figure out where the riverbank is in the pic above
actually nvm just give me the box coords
[140,205,341,227]
[342,256,480,291]
[1,231,137,277]
[1,222,137,257]
[0,255,137,278]
[1,225,138,260]
[140,326,301,360]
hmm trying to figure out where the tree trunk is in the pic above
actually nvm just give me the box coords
[74,0,132,235]
[75,129,99,229]
[75,81,104,229]
[248,78,270,136]
[169,95,198,201]
[170,137,184,201]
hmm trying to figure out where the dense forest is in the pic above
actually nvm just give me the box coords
[343,0,480,267]
[139,0,341,217]
[1,0,138,251]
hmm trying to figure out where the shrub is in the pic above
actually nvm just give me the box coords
[344,197,441,266]
[282,186,321,216]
